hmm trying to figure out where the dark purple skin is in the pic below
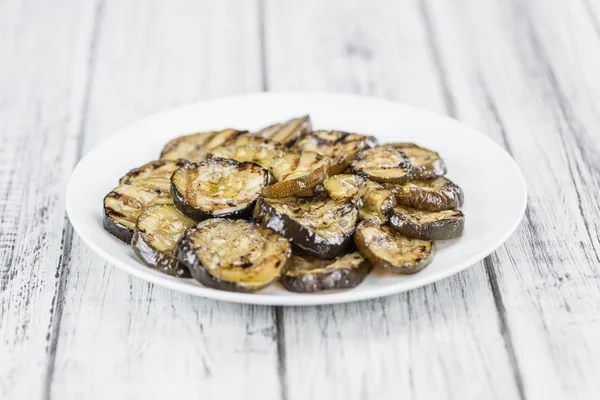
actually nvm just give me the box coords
[253,197,358,260]
[280,254,372,293]
[131,229,190,278]
[102,212,134,243]
[171,158,269,222]
[388,208,464,240]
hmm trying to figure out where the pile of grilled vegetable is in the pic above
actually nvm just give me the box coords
[103,115,465,293]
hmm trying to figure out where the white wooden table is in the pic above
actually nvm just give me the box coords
[2,0,600,399]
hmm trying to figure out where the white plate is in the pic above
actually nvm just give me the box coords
[66,92,527,306]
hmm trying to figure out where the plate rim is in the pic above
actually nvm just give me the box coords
[66,91,528,306]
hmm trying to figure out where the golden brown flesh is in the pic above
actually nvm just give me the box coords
[254,115,312,146]
[160,129,242,162]
[351,146,412,184]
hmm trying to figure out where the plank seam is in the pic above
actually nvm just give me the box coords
[275,307,288,400]
[484,256,527,400]
[43,0,106,397]
[257,0,269,92]
[417,0,458,117]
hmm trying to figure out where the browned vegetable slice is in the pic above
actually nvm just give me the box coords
[131,204,196,277]
[355,220,434,274]
[103,178,173,243]
[160,128,243,162]
[351,146,412,184]
[254,115,312,146]
[263,151,329,198]
[387,177,464,211]
[281,252,371,293]
[389,205,464,240]
[208,135,286,169]
[119,159,187,184]
[322,174,395,223]
[295,130,376,175]
[388,143,447,179]
[254,196,358,259]
[171,158,269,221]
[178,218,291,293]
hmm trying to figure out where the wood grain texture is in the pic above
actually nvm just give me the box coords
[424,0,600,398]
[1,0,600,399]
[0,1,99,398]
[48,1,281,399]
[263,1,521,399]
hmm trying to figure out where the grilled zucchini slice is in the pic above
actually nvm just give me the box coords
[281,252,371,293]
[355,220,434,274]
[388,177,464,211]
[160,128,243,162]
[171,158,269,221]
[322,174,395,223]
[208,135,286,169]
[294,130,376,175]
[254,197,358,259]
[351,146,412,184]
[389,205,464,240]
[178,218,291,293]
[131,204,196,277]
[119,159,187,184]
[263,151,330,198]
[388,143,447,179]
[254,115,312,147]
[103,178,174,243]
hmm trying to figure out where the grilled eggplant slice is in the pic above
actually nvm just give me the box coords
[178,218,291,292]
[208,135,286,169]
[388,177,464,211]
[131,204,196,277]
[254,115,312,147]
[171,158,269,221]
[355,220,434,274]
[119,159,187,184]
[160,128,243,162]
[281,252,371,293]
[295,130,376,175]
[103,178,173,243]
[357,180,396,224]
[389,205,464,240]
[322,174,395,223]
[388,143,446,179]
[263,151,330,198]
[351,146,412,184]
[254,197,358,259]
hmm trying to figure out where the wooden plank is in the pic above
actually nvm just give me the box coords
[263,1,521,399]
[0,1,100,398]
[49,1,282,399]
[424,0,600,398]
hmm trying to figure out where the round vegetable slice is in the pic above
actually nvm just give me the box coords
[281,252,372,293]
[160,128,243,162]
[131,204,196,277]
[387,177,464,211]
[254,115,312,147]
[171,158,269,221]
[388,143,447,179]
[389,205,464,240]
[355,220,435,274]
[103,178,173,243]
[178,218,291,293]
[322,174,395,223]
[351,146,412,184]
[254,196,358,259]
[207,135,286,169]
[294,130,376,175]
[119,159,187,184]
[263,151,330,198]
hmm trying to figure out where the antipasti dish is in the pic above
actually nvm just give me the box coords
[66,93,527,305]
[102,112,465,295]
